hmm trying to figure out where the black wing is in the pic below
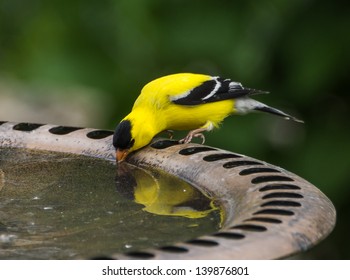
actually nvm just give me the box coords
[171,77,266,106]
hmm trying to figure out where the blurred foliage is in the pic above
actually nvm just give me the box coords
[0,0,349,259]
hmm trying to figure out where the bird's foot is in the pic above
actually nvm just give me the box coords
[179,131,206,144]
[165,130,174,139]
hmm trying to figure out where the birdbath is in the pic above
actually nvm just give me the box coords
[0,121,336,259]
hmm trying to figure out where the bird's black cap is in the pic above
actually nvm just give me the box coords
[113,120,135,150]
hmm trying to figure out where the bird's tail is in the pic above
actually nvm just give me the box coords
[254,105,304,123]
[234,97,304,123]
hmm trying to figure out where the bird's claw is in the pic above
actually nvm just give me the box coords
[179,132,206,144]
[165,130,174,139]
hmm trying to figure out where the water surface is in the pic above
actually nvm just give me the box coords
[0,148,222,259]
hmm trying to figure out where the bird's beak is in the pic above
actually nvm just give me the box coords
[116,149,129,163]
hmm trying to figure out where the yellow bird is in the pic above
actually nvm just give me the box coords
[113,73,302,162]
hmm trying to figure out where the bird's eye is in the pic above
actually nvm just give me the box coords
[127,139,135,149]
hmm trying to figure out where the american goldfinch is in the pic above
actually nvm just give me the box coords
[113,73,302,162]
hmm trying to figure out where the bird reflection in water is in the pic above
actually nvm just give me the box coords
[115,163,223,221]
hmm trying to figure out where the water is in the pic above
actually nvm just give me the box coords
[0,148,223,259]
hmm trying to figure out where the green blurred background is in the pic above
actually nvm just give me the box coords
[1,0,349,259]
